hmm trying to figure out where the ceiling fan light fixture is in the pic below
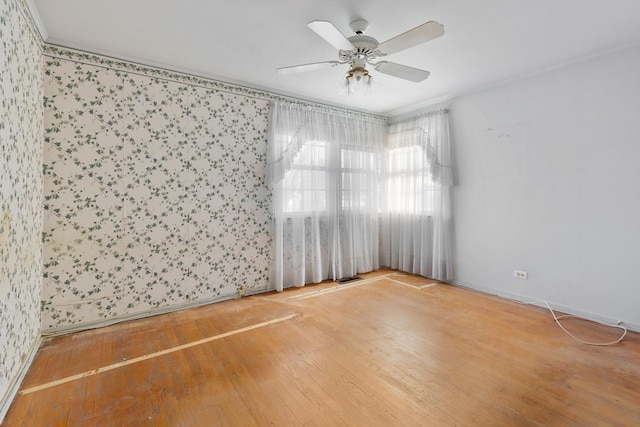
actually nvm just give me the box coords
[337,67,376,96]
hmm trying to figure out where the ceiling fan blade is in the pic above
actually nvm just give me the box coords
[277,61,341,75]
[374,61,430,82]
[378,21,444,55]
[307,21,355,51]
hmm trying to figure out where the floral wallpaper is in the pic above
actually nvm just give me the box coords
[0,0,43,411]
[42,51,271,331]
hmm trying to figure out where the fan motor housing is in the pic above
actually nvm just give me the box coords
[348,35,379,52]
[340,35,381,63]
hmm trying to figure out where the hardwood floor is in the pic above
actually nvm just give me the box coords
[4,270,640,426]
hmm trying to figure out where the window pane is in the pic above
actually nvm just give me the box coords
[302,170,326,190]
[283,140,328,213]
[385,145,437,214]
[294,140,325,167]
[342,148,374,170]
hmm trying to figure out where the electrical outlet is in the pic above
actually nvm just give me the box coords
[514,270,528,280]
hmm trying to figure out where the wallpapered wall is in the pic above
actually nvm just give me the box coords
[0,0,43,408]
[42,49,272,332]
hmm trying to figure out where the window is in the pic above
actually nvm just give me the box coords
[282,140,327,213]
[341,146,376,211]
[384,145,437,214]
[282,141,377,213]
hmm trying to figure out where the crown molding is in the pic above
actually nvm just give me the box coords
[43,43,388,123]
[22,0,48,41]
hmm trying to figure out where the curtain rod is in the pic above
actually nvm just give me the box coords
[388,108,449,126]
[271,100,388,124]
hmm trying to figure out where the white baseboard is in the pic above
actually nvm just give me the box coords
[497,290,640,333]
[447,279,639,333]
[445,278,499,297]
[0,335,42,424]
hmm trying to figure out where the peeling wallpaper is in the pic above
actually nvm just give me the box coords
[0,0,43,407]
[42,52,272,331]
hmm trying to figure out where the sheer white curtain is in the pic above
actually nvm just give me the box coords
[267,101,385,291]
[379,111,454,280]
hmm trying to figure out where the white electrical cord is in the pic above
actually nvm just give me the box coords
[519,299,628,346]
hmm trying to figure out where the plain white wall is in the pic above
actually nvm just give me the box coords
[403,43,640,330]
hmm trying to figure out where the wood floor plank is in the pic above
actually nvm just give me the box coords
[4,270,639,426]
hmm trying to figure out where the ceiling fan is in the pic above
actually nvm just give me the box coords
[277,18,444,92]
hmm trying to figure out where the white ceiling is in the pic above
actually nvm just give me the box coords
[32,0,640,116]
